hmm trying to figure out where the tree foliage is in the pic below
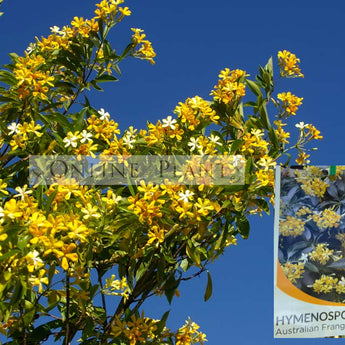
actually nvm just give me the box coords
[0,1,322,344]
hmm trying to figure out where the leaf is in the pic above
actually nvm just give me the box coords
[265,56,273,74]
[259,103,270,130]
[180,258,189,272]
[121,43,133,60]
[236,215,250,239]
[94,74,118,83]
[164,275,180,304]
[245,79,262,97]
[90,79,103,91]
[45,112,73,131]
[156,311,170,334]
[304,261,319,273]
[10,281,24,305]
[230,139,244,154]
[328,258,345,269]
[27,319,63,343]
[98,18,105,40]
[204,271,213,301]
[0,70,17,86]
[251,198,270,214]
[186,244,201,266]
[268,126,279,150]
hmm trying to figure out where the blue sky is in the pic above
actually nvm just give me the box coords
[1,0,345,344]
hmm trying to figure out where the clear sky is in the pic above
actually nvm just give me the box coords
[1,0,345,344]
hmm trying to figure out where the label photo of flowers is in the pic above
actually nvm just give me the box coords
[278,166,345,303]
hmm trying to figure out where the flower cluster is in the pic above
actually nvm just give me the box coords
[312,275,339,294]
[281,262,305,283]
[279,216,305,237]
[131,28,156,65]
[309,244,336,265]
[210,68,246,104]
[277,50,304,78]
[295,166,329,197]
[277,92,303,116]
[312,209,341,230]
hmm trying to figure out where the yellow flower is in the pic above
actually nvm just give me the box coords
[131,28,156,65]
[195,198,214,219]
[3,199,23,220]
[295,151,310,165]
[309,244,335,265]
[0,179,8,195]
[277,50,304,78]
[26,250,44,273]
[60,243,78,270]
[147,225,165,245]
[281,262,304,283]
[313,274,338,294]
[277,92,303,115]
[279,216,305,237]
[81,204,101,220]
[29,269,49,293]
[210,68,246,104]
[312,209,341,229]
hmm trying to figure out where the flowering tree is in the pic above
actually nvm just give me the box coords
[0,0,322,344]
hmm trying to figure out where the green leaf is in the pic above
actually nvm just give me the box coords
[268,126,279,150]
[164,275,180,304]
[27,319,62,343]
[251,199,270,214]
[98,18,105,40]
[180,258,189,272]
[258,103,270,129]
[186,244,201,266]
[156,311,170,334]
[0,70,17,86]
[222,184,247,193]
[230,139,244,154]
[204,271,213,301]
[90,79,103,91]
[265,57,273,75]
[121,43,133,60]
[46,112,73,131]
[236,215,250,239]
[10,281,24,305]
[94,74,118,83]
[245,79,262,97]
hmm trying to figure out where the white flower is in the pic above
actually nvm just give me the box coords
[190,97,198,106]
[232,155,244,167]
[187,137,200,152]
[339,277,345,286]
[295,122,308,129]
[162,116,177,130]
[63,132,79,148]
[123,135,136,148]
[14,185,32,200]
[208,134,222,146]
[7,122,20,135]
[25,43,36,54]
[178,190,194,203]
[50,26,63,35]
[0,207,4,218]
[98,108,110,121]
[81,204,101,220]
[299,252,309,263]
[80,130,93,143]
[28,250,43,267]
